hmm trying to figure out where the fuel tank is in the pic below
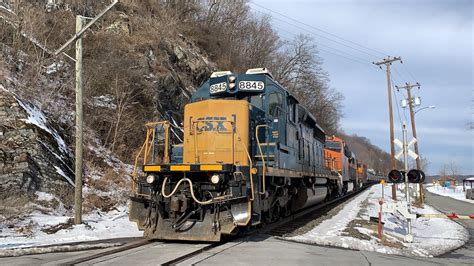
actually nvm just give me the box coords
[291,186,328,211]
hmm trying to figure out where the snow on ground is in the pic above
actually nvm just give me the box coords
[426,184,474,204]
[0,205,141,255]
[287,184,469,257]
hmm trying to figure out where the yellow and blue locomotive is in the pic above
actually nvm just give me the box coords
[129,68,342,241]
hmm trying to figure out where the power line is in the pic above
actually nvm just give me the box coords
[392,66,407,84]
[250,1,388,58]
[250,2,421,85]
[250,1,421,87]
[392,79,404,127]
[272,22,373,64]
[275,26,378,68]
[252,8,379,61]
[401,64,417,81]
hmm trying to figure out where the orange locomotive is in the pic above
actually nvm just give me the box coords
[324,135,366,193]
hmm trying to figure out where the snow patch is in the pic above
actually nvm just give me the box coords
[426,185,474,203]
[14,96,69,156]
[54,165,75,187]
[35,191,55,202]
[45,61,63,74]
[0,4,14,15]
[0,206,141,251]
[92,95,117,109]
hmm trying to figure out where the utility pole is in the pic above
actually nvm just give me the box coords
[396,82,424,204]
[396,82,422,169]
[74,15,84,224]
[374,56,401,200]
[53,0,119,225]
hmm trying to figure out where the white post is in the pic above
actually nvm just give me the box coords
[403,123,413,242]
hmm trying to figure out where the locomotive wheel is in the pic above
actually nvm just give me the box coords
[284,204,291,217]
[271,204,281,222]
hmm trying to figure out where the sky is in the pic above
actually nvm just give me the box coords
[252,0,473,175]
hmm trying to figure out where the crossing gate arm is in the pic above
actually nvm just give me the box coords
[416,213,474,219]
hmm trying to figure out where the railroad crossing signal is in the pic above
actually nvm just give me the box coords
[388,169,404,183]
[407,169,426,183]
[394,137,418,160]
[387,169,424,183]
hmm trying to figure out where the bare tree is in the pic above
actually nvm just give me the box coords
[448,161,460,178]
[269,35,343,133]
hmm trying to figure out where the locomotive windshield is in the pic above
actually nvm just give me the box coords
[250,94,264,110]
[325,141,341,151]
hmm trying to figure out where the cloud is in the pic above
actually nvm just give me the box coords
[252,0,473,174]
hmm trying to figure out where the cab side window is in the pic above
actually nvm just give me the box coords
[268,92,283,117]
[288,102,297,123]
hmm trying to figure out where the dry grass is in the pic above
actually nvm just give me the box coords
[83,194,116,213]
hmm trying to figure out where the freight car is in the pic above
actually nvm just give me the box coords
[129,68,371,241]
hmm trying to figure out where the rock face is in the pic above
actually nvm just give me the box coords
[151,36,215,117]
[0,87,74,213]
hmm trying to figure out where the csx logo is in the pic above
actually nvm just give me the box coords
[195,117,229,132]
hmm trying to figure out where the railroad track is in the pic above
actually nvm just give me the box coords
[159,184,373,265]
[263,184,373,236]
[54,184,372,265]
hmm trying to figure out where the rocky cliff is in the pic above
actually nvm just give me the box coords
[0,86,74,218]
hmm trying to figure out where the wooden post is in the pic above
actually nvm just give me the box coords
[374,56,401,201]
[406,84,424,204]
[398,82,425,205]
[74,15,84,225]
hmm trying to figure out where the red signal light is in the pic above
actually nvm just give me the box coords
[388,169,403,183]
[407,169,425,183]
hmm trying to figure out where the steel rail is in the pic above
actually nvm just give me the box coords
[63,238,151,265]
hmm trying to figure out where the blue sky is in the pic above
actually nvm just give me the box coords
[251,0,473,175]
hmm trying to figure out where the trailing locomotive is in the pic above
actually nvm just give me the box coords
[129,68,371,241]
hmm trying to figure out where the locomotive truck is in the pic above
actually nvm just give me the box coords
[129,68,370,241]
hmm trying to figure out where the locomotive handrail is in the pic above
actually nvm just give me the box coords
[234,126,255,201]
[255,124,270,195]
[132,121,170,191]
[143,121,170,164]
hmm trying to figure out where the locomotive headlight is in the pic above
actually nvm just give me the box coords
[228,76,236,91]
[146,174,156,184]
[210,174,222,184]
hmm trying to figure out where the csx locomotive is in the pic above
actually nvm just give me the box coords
[129,68,375,241]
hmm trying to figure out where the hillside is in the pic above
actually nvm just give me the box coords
[339,133,394,174]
